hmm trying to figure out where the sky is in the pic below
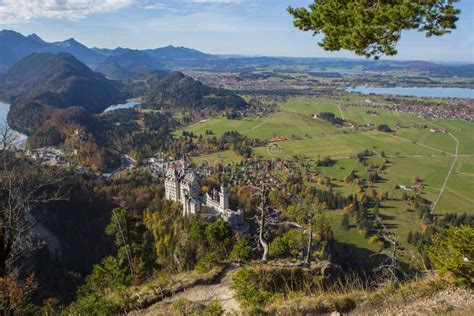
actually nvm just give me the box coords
[0,0,473,62]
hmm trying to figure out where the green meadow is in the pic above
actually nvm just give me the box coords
[177,96,473,255]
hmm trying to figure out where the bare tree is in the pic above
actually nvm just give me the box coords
[372,227,404,286]
[0,125,18,155]
[250,182,270,262]
[0,129,66,278]
[246,180,280,263]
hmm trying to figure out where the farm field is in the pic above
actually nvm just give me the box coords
[190,150,244,166]
[178,95,473,259]
[175,111,341,140]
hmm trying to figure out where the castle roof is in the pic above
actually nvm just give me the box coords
[181,170,200,187]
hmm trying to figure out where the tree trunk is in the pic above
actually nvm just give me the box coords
[305,226,313,266]
[0,227,6,278]
[259,208,268,262]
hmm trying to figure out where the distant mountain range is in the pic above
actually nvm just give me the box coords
[0,30,216,74]
[2,29,473,80]
[95,50,166,79]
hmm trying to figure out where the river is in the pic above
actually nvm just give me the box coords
[103,101,142,113]
[346,86,474,99]
[0,101,27,144]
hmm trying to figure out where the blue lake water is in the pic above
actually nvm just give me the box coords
[0,100,143,144]
[0,102,27,144]
[103,101,142,113]
[346,86,474,99]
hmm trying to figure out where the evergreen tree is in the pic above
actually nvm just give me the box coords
[341,213,350,231]
[288,0,460,58]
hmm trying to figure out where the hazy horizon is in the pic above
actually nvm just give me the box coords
[0,0,473,62]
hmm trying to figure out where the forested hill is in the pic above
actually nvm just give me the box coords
[136,71,248,110]
[0,53,123,112]
[1,53,247,151]
[96,50,166,79]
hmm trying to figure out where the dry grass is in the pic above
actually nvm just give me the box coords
[264,274,473,315]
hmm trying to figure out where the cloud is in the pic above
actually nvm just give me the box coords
[191,0,244,3]
[0,0,136,23]
[0,0,250,24]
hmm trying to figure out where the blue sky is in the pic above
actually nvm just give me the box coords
[1,0,473,61]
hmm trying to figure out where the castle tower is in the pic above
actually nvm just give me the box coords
[182,155,188,170]
[165,168,180,201]
[219,184,229,211]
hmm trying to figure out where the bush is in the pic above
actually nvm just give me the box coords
[196,251,221,273]
[269,230,305,258]
[232,268,272,309]
[64,256,130,314]
[230,239,254,263]
[205,220,234,257]
[334,297,356,313]
[202,300,224,315]
[377,124,392,132]
[61,293,120,316]
[427,225,474,285]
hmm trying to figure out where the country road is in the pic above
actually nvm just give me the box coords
[432,132,459,212]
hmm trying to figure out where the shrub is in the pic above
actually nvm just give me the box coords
[427,225,474,285]
[230,239,254,263]
[196,251,221,273]
[269,230,305,258]
[232,268,272,309]
[202,300,224,315]
[62,293,120,315]
[334,297,356,313]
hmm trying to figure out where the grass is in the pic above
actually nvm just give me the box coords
[191,150,244,167]
[264,274,457,315]
[254,131,444,159]
[454,156,474,174]
[176,111,339,140]
[176,96,473,258]
[431,120,474,155]
[343,106,425,127]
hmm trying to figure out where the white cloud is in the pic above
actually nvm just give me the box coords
[0,0,136,23]
[191,0,244,3]
[0,0,251,24]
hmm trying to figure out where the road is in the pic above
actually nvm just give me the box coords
[432,132,459,212]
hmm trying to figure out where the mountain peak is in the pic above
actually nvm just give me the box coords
[0,29,25,39]
[55,38,84,48]
[27,33,44,43]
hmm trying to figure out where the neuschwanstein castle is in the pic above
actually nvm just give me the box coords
[164,160,245,229]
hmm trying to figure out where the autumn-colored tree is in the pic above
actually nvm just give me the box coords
[0,272,37,315]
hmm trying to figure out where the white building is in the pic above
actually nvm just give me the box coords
[164,160,245,229]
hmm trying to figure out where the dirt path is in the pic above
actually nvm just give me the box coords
[337,103,345,120]
[432,132,459,211]
[130,267,242,315]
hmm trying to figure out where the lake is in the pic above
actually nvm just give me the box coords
[346,86,474,99]
[0,100,143,144]
[103,101,142,113]
[0,102,27,144]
